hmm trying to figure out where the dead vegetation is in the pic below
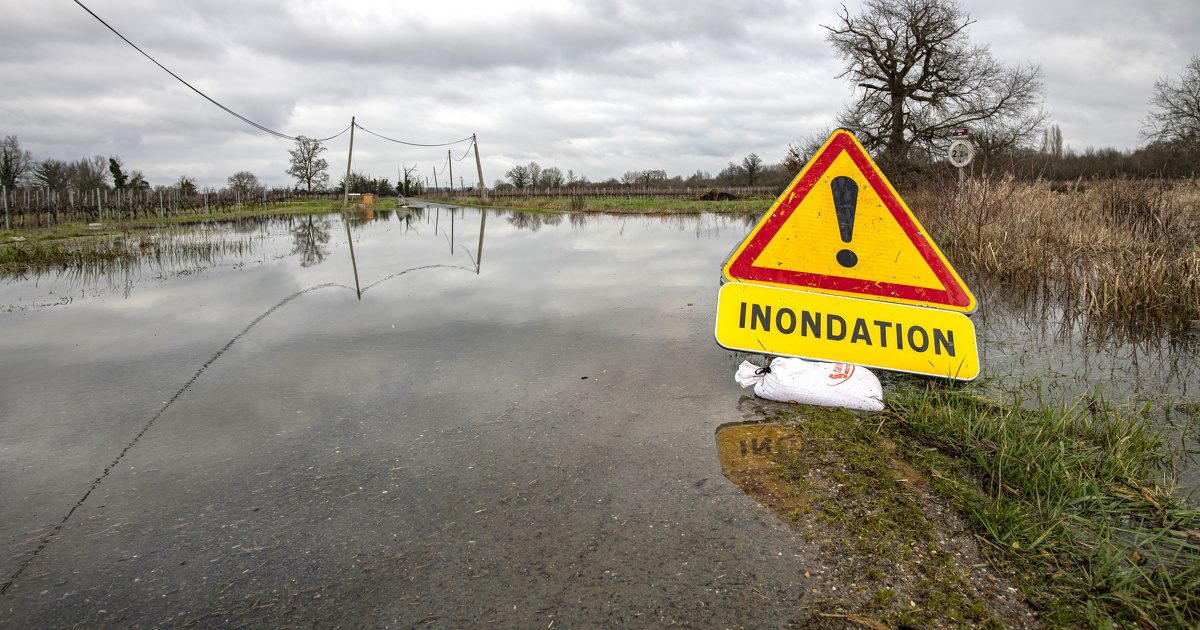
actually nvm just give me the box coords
[910,177,1200,330]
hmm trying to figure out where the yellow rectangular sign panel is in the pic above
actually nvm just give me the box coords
[715,282,980,381]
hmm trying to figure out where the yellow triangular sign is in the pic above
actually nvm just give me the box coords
[723,130,976,313]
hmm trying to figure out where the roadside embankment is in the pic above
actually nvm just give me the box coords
[725,381,1200,628]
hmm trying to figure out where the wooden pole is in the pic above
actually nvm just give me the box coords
[448,149,454,194]
[472,134,487,199]
[343,116,356,207]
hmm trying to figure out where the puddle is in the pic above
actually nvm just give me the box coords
[715,421,806,517]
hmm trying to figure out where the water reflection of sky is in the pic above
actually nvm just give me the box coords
[1,207,1197,484]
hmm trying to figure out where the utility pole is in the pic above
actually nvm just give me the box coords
[448,150,454,194]
[472,134,487,199]
[432,166,439,192]
[343,116,356,207]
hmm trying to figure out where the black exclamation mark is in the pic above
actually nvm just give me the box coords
[831,176,858,268]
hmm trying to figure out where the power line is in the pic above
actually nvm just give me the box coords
[311,124,352,143]
[72,0,345,142]
[354,123,474,148]
[455,140,475,161]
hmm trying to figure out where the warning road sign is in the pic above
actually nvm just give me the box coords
[715,282,980,381]
[723,130,976,313]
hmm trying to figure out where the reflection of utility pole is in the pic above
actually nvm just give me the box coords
[343,215,361,300]
[475,209,487,274]
[473,134,487,199]
[448,149,454,194]
[343,116,356,207]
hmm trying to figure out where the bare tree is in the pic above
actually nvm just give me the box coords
[1141,55,1200,152]
[286,136,329,192]
[506,164,531,189]
[227,171,261,197]
[33,159,70,190]
[526,162,542,188]
[785,128,836,173]
[642,169,667,186]
[741,153,763,185]
[717,161,746,184]
[67,156,109,190]
[1041,124,1064,159]
[398,163,420,196]
[1,135,34,188]
[541,166,564,188]
[825,0,1044,161]
[128,170,150,191]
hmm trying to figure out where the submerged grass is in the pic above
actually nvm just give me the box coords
[881,381,1200,628]
[0,200,390,275]
[911,177,1200,330]
[0,199,352,245]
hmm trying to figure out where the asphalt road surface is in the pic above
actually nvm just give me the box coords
[2,209,843,627]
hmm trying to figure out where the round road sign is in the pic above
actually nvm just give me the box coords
[948,139,974,168]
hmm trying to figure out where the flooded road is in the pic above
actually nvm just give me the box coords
[1,206,1197,625]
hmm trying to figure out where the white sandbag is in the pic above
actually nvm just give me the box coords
[734,358,884,412]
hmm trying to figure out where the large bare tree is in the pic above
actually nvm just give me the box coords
[1141,55,1200,153]
[1,135,34,188]
[226,170,261,197]
[825,0,1044,161]
[286,136,329,192]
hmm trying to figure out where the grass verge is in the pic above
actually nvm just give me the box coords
[733,381,1200,627]
[762,406,1012,627]
[881,381,1200,628]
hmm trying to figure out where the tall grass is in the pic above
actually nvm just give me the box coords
[910,177,1200,330]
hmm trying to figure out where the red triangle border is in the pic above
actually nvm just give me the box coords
[726,132,971,309]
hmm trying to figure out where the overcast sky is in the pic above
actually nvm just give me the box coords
[1,0,1196,189]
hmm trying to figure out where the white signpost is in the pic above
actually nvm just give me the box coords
[948,139,974,183]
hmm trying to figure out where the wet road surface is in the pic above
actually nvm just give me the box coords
[2,209,831,627]
[2,206,1196,626]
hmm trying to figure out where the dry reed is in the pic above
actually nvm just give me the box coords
[911,177,1200,330]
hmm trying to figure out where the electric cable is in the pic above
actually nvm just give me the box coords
[455,141,475,161]
[313,124,353,143]
[73,0,346,142]
[354,123,473,147]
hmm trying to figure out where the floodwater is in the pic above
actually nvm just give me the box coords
[1,205,1196,624]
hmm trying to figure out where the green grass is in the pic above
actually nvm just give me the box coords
[883,381,1200,628]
